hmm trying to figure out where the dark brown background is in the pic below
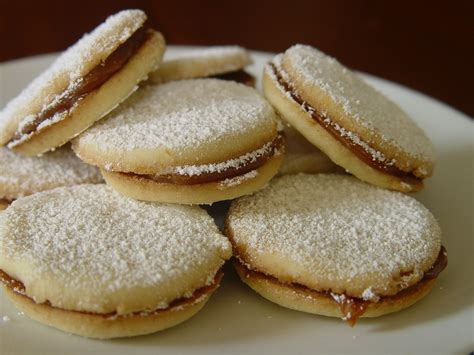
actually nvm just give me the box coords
[0,0,473,117]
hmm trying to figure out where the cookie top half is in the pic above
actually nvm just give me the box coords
[149,46,252,83]
[0,146,102,200]
[226,174,441,299]
[73,79,278,173]
[0,184,231,315]
[276,45,435,177]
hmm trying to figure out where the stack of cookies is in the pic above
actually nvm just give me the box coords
[0,9,447,339]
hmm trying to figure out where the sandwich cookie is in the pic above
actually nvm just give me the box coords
[149,46,255,86]
[0,184,231,338]
[0,146,102,209]
[73,79,284,204]
[0,9,166,156]
[279,124,342,175]
[263,45,435,192]
[226,174,447,325]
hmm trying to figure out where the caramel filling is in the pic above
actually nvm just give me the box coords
[120,133,284,186]
[212,70,256,87]
[10,25,153,144]
[269,63,422,185]
[238,245,447,326]
[0,198,11,206]
[0,268,223,319]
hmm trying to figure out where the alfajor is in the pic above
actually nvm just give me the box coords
[0,9,165,156]
[226,174,447,325]
[149,46,255,86]
[0,184,231,338]
[72,79,284,204]
[279,124,342,175]
[263,45,435,192]
[0,146,102,209]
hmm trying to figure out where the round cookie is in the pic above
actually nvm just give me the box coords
[263,46,435,192]
[0,9,166,156]
[73,79,284,204]
[0,146,102,204]
[149,46,254,85]
[226,174,446,325]
[279,124,342,175]
[0,184,231,338]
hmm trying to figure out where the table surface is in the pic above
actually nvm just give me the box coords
[0,0,472,117]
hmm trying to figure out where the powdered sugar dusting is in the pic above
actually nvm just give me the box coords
[0,147,102,200]
[228,174,441,296]
[219,170,258,189]
[361,287,380,302]
[282,45,434,161]
[0,10,146,145]
[75,79,275,152]
[0,184,231,311]
[157,139,276,177]
[330,292,346,304]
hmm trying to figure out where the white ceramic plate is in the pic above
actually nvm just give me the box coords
[0,47,472,354]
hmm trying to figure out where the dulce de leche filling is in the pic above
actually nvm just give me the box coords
[0,268,223,319]
[9,25,154,145]
[238,245,447,326]
[120,133,284,186]
[0,199,11,208]
[268,63,422,186]
[212,70,256,87]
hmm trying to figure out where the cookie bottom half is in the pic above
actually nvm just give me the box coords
[234,261,436,324]
[102,152,283,205]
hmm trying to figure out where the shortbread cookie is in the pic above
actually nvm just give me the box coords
[226,174,446,325]
[73,79,284,204]
[0,184,231,338]
[279,124,342,175]
[0,9,166,156]
[0,146,102,204]
[149,46,254,86]
[263,45,435,192]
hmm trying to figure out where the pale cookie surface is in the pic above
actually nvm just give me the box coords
[73,79,277,172]
[149,46,252,83]
[227,174,441,299]
[280,45,435,176]
[0,147,102,200]
[0,10,147,146]
[0,184,231,315]
[279,124,341,175]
